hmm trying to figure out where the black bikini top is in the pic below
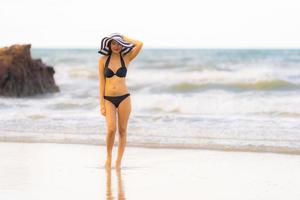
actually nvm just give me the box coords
[104,54,127,78]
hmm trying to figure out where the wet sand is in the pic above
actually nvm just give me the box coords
[0,141,300,200]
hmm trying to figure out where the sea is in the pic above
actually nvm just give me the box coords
[1,48,300,154]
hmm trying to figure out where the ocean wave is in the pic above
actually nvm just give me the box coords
[46,101,96,110]
[68,68,98,79]
[230,79,298,90]
[167,79,299,92]
[251,111,300,118]
[27,114,47,120]
[1,132,299,155]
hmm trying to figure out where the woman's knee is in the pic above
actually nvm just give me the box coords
[118,127,127,137]
[107,127,117,136]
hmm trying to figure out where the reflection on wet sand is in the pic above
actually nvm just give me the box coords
[105,168,113,200]
[106,168,126,200]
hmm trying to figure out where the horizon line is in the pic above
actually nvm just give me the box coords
[1,43,300,50]
[29,46,300,50]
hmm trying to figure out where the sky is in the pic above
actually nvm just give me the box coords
[0,0,300,48]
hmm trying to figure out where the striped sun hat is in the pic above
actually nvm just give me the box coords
[98,33,135,56]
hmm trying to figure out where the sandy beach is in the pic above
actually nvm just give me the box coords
[0,141,300,200]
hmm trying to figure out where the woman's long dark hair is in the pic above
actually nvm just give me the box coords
[107,40,112,55]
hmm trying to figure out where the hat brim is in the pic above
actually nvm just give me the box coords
[98,34,135,56]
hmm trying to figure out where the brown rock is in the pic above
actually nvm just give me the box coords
[0,44,60,97]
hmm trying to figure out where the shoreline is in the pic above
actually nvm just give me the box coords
[1,136,300,156]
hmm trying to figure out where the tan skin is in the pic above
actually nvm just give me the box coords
[106,168,125,199]
[98,35,143,170]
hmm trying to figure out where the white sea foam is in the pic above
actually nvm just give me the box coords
[0,48,299,154]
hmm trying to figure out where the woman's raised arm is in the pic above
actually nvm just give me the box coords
[123,35,143,62]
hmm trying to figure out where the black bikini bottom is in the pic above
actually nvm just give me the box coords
[103,93,130,108]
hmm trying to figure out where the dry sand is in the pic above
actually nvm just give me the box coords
[0,142,300,200]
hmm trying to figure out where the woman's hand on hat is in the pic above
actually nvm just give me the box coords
[122,35,128,41]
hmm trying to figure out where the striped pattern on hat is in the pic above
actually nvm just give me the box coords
[98,33,135,56]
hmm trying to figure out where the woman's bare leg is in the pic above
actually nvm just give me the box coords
[105,100,117,169]
[116,96,131,169]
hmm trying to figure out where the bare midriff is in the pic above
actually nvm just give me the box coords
[104,76,129,96]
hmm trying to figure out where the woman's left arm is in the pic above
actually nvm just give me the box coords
[123,35,143,62]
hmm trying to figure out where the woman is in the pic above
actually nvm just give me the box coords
[98,33,143,169]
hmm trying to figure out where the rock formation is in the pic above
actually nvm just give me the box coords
[0,44,59,97]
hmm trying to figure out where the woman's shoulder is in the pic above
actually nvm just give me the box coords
[99,55,109,64]
[99,55,109,61]
[98,55,109,68]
